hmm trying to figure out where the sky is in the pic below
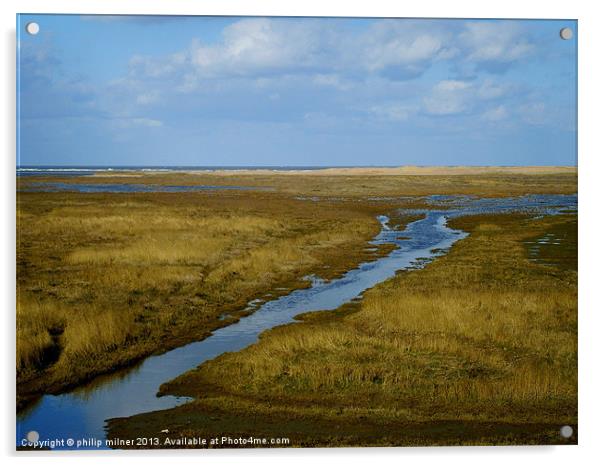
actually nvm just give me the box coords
[17,15,577,167]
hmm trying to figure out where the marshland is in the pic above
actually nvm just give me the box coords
[16,168,577,447]
[17,183,393,406]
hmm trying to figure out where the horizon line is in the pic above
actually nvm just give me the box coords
[17,164,578,168]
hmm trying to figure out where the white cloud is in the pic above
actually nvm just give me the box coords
[423,80,473,115]
[360,22,446,75]
[189,18,327,77]
[129,52,187,78]
[96,18,545,130]
[350,21,465,80]
[483,105,509,121]
[122,18,487,87]
[136,90,160,105]
[185,18,452,81]
[423,77,516,117]
[460,22,534,65]
[477,78,510,100]
[312,73,353,91]
[435,80,472,92]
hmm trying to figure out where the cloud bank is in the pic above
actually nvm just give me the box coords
[17,16,576,166]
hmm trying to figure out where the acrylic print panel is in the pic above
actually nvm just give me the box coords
[16,14,577,450]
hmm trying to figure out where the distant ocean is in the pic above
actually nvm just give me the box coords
[16,166,383,177]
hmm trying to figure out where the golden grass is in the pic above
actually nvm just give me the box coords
[66,215,284,266]
[16,298,65,374]
[17,190,390,405]
[157,212,577,443]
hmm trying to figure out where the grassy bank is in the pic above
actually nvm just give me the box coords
[17,189,405,407]
[108,211,577,447]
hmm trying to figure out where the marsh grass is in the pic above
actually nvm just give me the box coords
[16,190,390,405]
[17,172,578,445]
[16,298,65,374]
[18,171,578,198]
[154,212,577,445]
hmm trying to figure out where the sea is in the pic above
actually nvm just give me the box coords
[16,165,380,177]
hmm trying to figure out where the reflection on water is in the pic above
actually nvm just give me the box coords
[16,194,577,450]
[426,193,577,217]
[19,182,265,193]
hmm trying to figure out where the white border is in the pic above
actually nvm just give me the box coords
[3,1,601,464]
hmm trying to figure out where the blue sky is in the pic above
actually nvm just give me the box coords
[17,15,577,167]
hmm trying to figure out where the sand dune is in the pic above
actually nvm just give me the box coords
[183,166,577,176]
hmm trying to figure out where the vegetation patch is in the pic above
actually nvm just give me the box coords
[17,190,405,408]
